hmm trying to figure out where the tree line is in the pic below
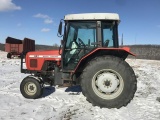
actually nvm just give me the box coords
[125,45,160,60]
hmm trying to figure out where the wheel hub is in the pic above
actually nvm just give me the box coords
[29,85,35,91]
[24,82,37,95]
[105,80,110,86]
[96,72,119,93]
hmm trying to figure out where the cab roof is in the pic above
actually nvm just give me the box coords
[64,13,120,21]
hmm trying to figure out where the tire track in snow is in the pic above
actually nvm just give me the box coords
[0,81,19,90]
[0,90,21,97]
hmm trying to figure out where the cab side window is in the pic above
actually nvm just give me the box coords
[102,23,114,47]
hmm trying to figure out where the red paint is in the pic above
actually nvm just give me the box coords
[5,43,23,54]
[73,47,136,72]
[25,47,135,72]
[26,50,61,71]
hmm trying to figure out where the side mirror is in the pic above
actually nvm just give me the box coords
[58,20,63,37]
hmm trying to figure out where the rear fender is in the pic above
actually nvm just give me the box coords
[74,47,135,73]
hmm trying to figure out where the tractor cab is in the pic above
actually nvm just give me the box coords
[58,13,120,71]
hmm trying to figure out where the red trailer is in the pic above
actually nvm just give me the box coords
[5,37,35,58]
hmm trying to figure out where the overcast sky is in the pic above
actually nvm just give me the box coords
[0,0,160,45]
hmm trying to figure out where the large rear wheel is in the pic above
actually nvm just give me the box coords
[80,56,137,108]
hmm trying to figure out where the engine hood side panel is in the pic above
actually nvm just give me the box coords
[25,50,61,71]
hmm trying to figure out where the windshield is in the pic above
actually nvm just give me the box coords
[63,21,97,70]
[65,21,97,48]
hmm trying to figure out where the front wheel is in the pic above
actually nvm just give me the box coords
[20,76,43,99]
[80,56,137,108]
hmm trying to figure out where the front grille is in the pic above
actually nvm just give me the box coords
[30,59,37,68]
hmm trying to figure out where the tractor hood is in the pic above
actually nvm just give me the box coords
[24,50,61,72]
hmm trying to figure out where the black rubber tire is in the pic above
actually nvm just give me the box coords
[20,77,43,99]
[7,53,11,59]
[80,56,137,108]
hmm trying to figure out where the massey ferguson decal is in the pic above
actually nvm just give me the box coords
[29,55,61,58]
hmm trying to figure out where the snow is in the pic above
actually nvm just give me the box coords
[0,51,160,120]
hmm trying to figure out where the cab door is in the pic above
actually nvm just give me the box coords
[62,21,97,71]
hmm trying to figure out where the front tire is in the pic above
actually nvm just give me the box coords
[20,77,43,99]
[80,56,137,108]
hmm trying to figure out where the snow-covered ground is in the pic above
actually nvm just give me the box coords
[0,51,160,120]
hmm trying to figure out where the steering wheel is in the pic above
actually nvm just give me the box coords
[78,38,85,47]
[104,40,110,47]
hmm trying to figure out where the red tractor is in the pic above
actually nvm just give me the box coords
[20,13,137,108]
